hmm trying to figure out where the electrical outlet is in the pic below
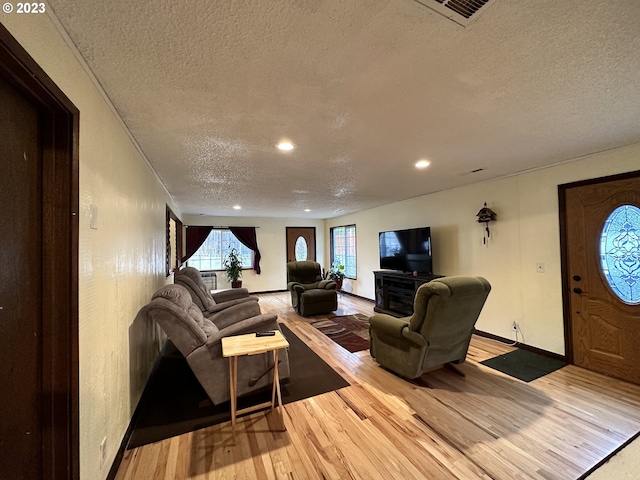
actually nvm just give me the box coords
[511,321,518,331]
[100,437,107,469]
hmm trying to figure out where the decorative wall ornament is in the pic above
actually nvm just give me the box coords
[476,202,497,244]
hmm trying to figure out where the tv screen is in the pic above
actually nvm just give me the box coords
[379,227,432,274]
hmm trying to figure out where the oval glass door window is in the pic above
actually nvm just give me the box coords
[295,236,308,261]
[599,204,640,304]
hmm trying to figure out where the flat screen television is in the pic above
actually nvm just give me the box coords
[379,227,432,274]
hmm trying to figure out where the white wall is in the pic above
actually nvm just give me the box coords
[3,15,179,480]
[327,143,640,355]
[183,215,326,291]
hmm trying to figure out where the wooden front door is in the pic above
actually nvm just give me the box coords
[562,172,640,384]
[286,227,316,263]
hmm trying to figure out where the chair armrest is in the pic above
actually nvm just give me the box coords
[370,313,410,338]
[207,313,279,345]
[287,282,305,295]
[370,313,427,347]
[212,287,250,303]
[319,279,336,290]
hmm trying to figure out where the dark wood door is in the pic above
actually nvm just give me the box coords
[0,24,79,479]
[563,173,640,384]
[286,227,316,263]
[0,71,43,479]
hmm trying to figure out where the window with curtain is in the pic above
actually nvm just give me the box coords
[331,225,357,279]
[187,229,254,271]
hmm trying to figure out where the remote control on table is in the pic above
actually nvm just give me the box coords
[255,331,276,337]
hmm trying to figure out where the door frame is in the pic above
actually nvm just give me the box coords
[0,25,80,479]
[558,169,640,365]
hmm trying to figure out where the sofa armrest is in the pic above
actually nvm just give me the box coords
[206,313,279,345]
[206,300,262,330]
[211,287,250,303]
[206,296,258,314]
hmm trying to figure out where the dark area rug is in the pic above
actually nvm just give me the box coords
[480,348,567,382]
[128,324,349,448]
[310,313,370,353]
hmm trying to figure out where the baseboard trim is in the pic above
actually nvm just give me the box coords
[106,417,134,480]
[338,290,375,303]
[249,289,288,295]
[473,329,568,363]
[106,345,166,480]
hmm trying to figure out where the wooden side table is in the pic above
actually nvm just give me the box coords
[221,330,289,444]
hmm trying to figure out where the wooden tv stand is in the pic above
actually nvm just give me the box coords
[373,270,443,317]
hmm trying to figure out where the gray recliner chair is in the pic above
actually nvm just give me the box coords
[144,284,290,405]
[286,261,337,316]
[369,276,491,379]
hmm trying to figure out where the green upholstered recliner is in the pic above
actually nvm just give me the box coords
[286,261,338,316]
[369,276,491,379]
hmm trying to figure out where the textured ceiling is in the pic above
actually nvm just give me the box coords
[47,0,640,218]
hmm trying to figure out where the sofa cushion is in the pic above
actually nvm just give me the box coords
[202,318,219,337]
[188,304,205,328]
[152,284,192,310]
[302,288,336,304]
[148,285,207,356]
[178,267,216,307]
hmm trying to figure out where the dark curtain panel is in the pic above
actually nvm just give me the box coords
[182,226,213,263]
[229,226,262,274]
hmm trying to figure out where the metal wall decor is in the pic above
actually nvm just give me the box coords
[476,202,497,244]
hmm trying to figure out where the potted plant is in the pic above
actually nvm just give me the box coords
[223,247,243,288]
[328,263,345,291]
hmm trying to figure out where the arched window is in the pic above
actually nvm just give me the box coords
[294,236,308,261]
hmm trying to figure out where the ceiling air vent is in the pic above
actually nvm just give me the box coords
[412,0,498,27]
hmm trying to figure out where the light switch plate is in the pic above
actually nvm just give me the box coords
[90,204,98,230]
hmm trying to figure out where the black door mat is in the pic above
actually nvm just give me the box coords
[480,348,567,382]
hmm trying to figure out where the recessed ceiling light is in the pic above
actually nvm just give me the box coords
[232,205,242,210]
[304,209,311,212]
[415,159,431,169]
[277,142,295,151]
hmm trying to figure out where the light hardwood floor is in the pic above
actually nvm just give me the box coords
[116,292,640,479]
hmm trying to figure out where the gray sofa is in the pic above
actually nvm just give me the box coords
[175,266,260,327]
[144,284,290,405]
